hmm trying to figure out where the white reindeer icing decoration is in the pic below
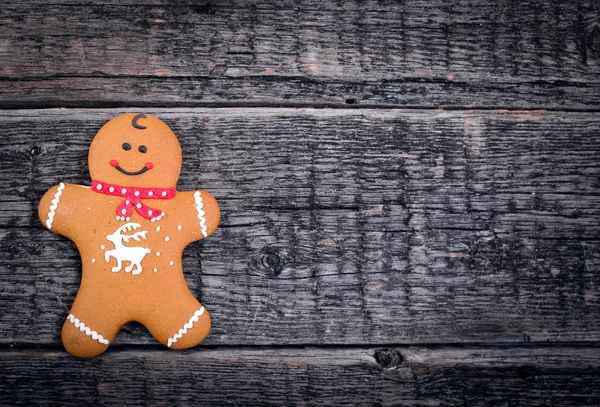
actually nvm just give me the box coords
[104,223,151,275]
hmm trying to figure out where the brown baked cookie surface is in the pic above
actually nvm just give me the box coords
[38,113,220,358]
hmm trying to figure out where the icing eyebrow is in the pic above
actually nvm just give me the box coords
[132,113,147,129]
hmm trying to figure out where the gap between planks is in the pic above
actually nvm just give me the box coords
[1,103,600,113]
[2,342,600,352]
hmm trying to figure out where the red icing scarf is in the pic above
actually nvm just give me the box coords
[91,180,176,221]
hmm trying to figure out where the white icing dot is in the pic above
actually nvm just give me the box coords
[126,200,130,205]
[100,245,105,250]
[169,261,174,266]
[121,209,127,215]
[162,191,167,197]
[115,216,120,220]
[165,236,170,242]
[151,218,156,223]
[96,184,102,190]
[121,188,127,194]
[156,226,160,232]
[148,210,153,216]
[153,268,158,272]
[156,252,161,256]
[91,258,96,263]
[148,191,153,196]
[136,203,142,209]
[177,225,182,230]
[126,217,131,221]
[161,212,165,216]
[134,190,140,196]
[109,187,114,192]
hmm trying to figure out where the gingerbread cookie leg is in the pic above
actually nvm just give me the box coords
[142,294,211,350]
[61,296,125,358]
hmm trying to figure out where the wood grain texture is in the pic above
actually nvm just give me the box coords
[1,108,599,345]
[1,346,599,406]
[1,0,600,109]
[1,1,599,403]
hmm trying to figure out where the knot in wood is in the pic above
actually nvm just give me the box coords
[249,246,289,278]
[588,27,600,54]
[374,348,403,370]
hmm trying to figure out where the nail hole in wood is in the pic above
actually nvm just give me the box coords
[517,365,539,380]
[29,145,41,157]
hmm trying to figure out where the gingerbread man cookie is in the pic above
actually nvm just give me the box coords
[38,113,220,358]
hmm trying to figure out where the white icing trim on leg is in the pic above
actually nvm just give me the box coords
[193,191,208,238]
[66,314,109,345]
[167,307,205,348]
[45,182,65,229]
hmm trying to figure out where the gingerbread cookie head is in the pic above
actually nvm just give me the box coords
[88,113,182,188]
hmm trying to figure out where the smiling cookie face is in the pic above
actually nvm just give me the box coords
[88,113,182,187]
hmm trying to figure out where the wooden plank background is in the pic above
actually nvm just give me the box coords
[1,0,600,109]
[2,346,600,406]
[1,0,600,405]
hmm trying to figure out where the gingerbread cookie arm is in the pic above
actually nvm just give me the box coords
[38,183,87,240]
[168,190,220,244]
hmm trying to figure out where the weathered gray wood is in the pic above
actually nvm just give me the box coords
[1,0,600,108]
[1,346,599,406]
[1,1,597,405]
[1,108,599,345]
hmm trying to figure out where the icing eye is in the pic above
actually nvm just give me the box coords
[138,145,147,153]
[122,143,131,151]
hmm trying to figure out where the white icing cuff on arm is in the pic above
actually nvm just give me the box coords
[193,191,208,238]
[45,182,65,229]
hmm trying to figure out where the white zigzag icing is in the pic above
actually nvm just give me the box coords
[66,314,109,345]
[167,307,205,348]
[193,191,208,238]
[45,182,65,229]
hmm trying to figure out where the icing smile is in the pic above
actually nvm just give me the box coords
[110,160,153,176]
